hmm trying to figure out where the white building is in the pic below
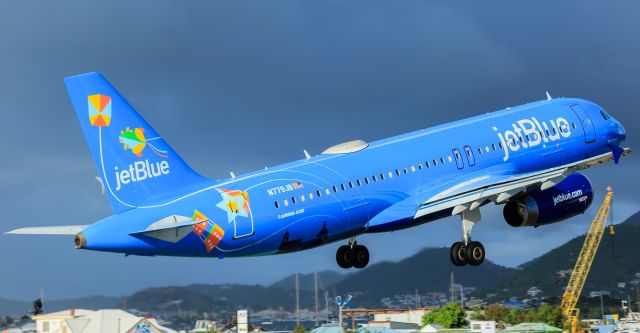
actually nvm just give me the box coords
[373,309,429,326]
[32,309,176,333]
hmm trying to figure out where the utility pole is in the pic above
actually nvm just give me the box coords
[324,290,329,323]
[295,273,300,326]
[315,272,320,327]
[637,282,640,313]
[450,272,457,304]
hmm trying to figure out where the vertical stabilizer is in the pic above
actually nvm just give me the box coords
[64,72,208,213]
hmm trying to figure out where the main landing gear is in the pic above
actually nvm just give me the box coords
[336,237,369,269]
[449,209,486,266]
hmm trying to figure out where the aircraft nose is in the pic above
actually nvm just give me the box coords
[614,120,626,144]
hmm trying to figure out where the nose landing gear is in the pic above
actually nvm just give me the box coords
[449,208,486,266]
[336,237,369,269]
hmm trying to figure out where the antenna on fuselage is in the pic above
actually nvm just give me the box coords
[229,172,236,179]
[546,91,552,100]
[303,150,311,160]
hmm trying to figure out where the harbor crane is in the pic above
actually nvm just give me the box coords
[560,187,614,333]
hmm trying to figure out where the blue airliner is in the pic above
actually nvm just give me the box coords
[7,73,630,268]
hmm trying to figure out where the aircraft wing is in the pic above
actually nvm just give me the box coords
[367,148,631,230]
[415,148,631,219]
[5,225,87,235]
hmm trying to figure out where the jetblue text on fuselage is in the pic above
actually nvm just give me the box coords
[114,160,170,191]
[493,117,572,161]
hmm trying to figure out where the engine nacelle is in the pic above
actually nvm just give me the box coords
[503,173,593,227]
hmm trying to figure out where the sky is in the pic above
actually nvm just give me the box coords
[0,1,639,301]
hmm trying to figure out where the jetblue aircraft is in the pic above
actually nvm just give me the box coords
[7,73,630,269]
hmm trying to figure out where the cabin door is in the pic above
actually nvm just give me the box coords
[570,104,596,143]
[463,145,475,166]
[452,148,464,169]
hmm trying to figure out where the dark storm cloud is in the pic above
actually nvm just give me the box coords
[0,0,638,300]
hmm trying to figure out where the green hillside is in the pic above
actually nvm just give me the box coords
[492,211,640,299]
[334,247,518,306]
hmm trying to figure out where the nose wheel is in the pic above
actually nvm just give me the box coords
[449,208,486,266]
[336,237,369,269]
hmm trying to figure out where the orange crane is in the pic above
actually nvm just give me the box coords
[560,187,613,333]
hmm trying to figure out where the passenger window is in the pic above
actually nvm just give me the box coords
[349,181,354,188]
[418,163,423,170]
[325,188,331,195]
[485,146,490,152]
[426,161,431,168]
[440,157,445,164]
[372,175,377,182]
[309,192,314,200]
[275,201,279,208]
[491,144,496,150]
[478,148,482,154]
[403,167,408,174]
[572,123,577,129]
[433,159,438,166]
[291,197,296,204]
[316,190,322,197]
[552,127,557,135]
[498,142,503,148]
[395,169,400,176]
[364,177,369,184]
[448,156,453,162]
[381,173,386,180]
[341,184,346,190]
[545,129,550,136]
[600,110,610,120]
[411,165,416,172]
[356,179,362,186]
[284,199,289,206]
[333,185,338,193]
[388,171,393,178]
[300,194,305,202]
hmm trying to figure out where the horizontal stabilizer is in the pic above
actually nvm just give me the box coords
[5,225,87,235]
[130,215,207,243]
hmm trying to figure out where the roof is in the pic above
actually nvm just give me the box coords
[502,323,562,332]
[420,324,443,333]
[357,326,404,333]
[311,323,345,333]
[33,309,95,319]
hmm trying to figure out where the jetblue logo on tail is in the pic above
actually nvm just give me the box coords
[114,160,170,191]
[494,117,572,161]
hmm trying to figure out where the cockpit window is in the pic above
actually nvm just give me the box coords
[600,109,610,120]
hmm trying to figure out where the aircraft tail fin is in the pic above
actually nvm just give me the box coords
[64,72,208,213]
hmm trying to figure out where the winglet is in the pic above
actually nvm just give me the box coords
[545,91,552,101]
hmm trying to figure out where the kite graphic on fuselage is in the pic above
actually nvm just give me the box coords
[6,72,630,268]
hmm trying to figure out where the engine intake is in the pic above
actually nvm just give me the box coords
[504,173,593,227]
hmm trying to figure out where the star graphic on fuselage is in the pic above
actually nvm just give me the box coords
[216,189,250,223]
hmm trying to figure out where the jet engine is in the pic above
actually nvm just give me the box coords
[503,173,593,227]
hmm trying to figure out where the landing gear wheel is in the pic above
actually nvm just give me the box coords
[336,245,354,269]
[353,245,370,269]
[465,241,485,266]
[449,242,467,266]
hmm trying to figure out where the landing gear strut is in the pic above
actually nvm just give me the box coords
[449,209,486,266]
[336,237,369,269]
